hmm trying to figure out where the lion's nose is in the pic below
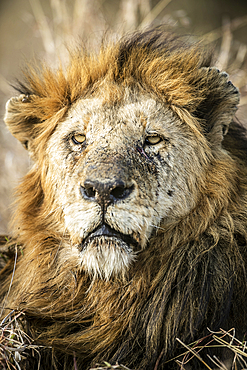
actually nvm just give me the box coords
[80,179,134,208]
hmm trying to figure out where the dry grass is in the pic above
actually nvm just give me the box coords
[90,363,131,370]
[0,310,42,370]
[174,329,247,370]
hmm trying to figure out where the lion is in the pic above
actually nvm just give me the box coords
[1,29,247,370]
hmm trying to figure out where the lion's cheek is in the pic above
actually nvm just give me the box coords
[154,158,202,220]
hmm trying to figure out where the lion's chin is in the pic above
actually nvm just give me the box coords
[80,236,136,280]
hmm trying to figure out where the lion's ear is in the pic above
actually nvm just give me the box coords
[4,94,38,157]
[195,67,240,146]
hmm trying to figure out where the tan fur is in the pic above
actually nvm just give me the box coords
[1,29,247,369]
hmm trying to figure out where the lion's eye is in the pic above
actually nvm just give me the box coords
[145,136,162,145]
[72,134,86,145]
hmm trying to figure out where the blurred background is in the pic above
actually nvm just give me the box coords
[0,0,247,234]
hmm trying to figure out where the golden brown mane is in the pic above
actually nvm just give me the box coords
[1,29,247,369]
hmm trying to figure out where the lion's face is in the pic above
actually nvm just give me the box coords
[4,34,239,282]
[44,89,206,279]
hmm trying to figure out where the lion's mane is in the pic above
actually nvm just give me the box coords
[1,29,247,369]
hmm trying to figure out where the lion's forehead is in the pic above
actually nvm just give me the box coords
[58,95,175,141]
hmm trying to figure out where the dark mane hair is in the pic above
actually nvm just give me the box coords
[223,120,247,164]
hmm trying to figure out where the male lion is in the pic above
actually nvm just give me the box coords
[1,29,247,370]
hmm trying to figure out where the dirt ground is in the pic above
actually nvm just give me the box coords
[0,0,247,234]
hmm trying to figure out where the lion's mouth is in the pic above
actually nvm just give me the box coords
[80,224,140,251]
